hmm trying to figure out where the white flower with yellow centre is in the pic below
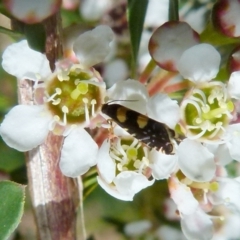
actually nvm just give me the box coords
[97,80,180,200]
[97,136,155,201]
[0,25,114,176]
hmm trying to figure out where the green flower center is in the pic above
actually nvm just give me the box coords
[109,138,150,175]
[46,64,104,126]
[182,82,234,140]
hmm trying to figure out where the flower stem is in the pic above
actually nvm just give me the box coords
[14,12,79,240]
[139,59,156,84]
[164,80,190,93]
[18,79,79,240]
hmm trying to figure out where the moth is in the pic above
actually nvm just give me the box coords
[102,103,177,154]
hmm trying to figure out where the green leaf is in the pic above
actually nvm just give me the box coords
[0,3,12,18]
[0,26,23,40]
[61,9,83,27]
[24,23,46,52]
[168,0,179,21]
[0,181,25,240]
[127,0,148,77]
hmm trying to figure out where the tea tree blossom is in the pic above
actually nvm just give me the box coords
[169,176,214,240]
[168,169,240,240]
[2,0,61,24]
[148,18,240,240]
[149,21,200,72]
[97,136,155,201]
[0,25,114,176]
[97,79,180,200]
[124,220,152,237]
[149,20,240,181]
[178,45,240,163]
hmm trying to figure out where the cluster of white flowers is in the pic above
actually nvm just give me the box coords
[1,17,240,239]
[0,25,113,177]
[148,20,240,239]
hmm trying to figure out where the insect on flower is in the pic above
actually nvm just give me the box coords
[101,102,178,154]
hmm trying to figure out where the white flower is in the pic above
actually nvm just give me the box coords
[178,65,240,172]
[169,176,214,240]
[106,79,149,114]
[97,80,181,199]
[145,0,168,28]
[177,43,221,83]
[97,138,155,201]
[156,225,187,240]
[177,139,216,182]
[80,0,112,21]
[2,0,61,24]
[180,208,214,240]
[149,21,200,72]
[211,212,240,240]
[0,25,114,177]
[124,220,152,236]
[149,21,240,180]
[209,177,240,212]
[148,88,217,182]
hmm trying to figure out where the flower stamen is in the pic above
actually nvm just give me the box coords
[91,99,97,117]
[58,69,70,81]
[47,88,62,104]
[62,106,69,125]
[108,136,151,175]
[181,83,234,140]
[82,98,90,124]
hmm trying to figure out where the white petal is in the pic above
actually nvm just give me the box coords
[147,93,180,129]
[2,40,51,80]
[60,127,98,177]
[80,0,111,21]
[138,30,152,71]
[228,71,240,99]
[145,0,168,28]
[0,105,51,151]
[224,123,240,161]
[215,144,233,166]
[181,208,213,240]
[169,177,198,215]
[177,139,216,182]
[150,149,178,179]
[106,79,149,114]
[183,6,208,33]
[73,25,114,67]
[210,177,240,212]
[124,220,152,236]
[4,0,61,24]
[97,140,116,183]
[149,21,199,72]
[113,171,154,195]
[204,143,232,166]
[177,43,221,83]
[156,225,186,240]
[97,176,134,201]
[103,59,128,87]
[164,198,180,220]
[212,214,240,240]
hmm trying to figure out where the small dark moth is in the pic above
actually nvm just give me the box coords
[102,103,177,154]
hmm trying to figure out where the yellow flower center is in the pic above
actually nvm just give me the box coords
[109,137,150,175]
[45,64,104,126]
[181,82,234,140]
